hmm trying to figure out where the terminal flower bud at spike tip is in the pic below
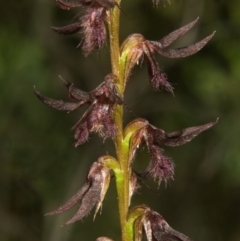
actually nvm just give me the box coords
[52,0,117,55]
[136,209,192,241]
[45,160,111,225]
[120,18,215,93]
[34,74,123,147]
[129,118,218,185]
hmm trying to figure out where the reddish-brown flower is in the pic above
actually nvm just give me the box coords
[45,159,111,225]
[52,0,117,55]
[34,74,123,147]
[127,118,218,185]
[135,208,192,241]
[121,18,215,94]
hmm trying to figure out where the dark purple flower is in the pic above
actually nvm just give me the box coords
[138,208,192,241]
[34,73,123,147]
[52,0,117,55]
[121,18,215,94]
[128,118,218,185]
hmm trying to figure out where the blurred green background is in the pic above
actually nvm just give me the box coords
[1,0,240,240]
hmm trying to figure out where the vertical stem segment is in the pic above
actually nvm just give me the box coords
[108,2,131,241]
[108,4,120,80]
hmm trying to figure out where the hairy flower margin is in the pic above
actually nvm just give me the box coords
[52,0,118,55]
[35,0,218,241]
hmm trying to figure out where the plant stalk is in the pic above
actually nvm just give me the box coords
[108,3,131,241]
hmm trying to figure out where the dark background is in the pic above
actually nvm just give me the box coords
[1,0,240,241]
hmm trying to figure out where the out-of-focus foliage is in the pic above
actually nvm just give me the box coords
[0,0,240,241]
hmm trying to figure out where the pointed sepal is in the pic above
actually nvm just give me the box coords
[34,86,82,112]
[153,31,215,58]
[157,17,199,48]
[51,22,82,35]
[157,118,219,147]
[45,157,112,225]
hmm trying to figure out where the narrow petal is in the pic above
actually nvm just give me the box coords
[64,162,106,225]
[64,179,102,225]
[163,118,218,147]
[51,22,82,35]
[157,17,199,48]
[34,87,82,111]
[155,32,215,58]
[45,182,90,216]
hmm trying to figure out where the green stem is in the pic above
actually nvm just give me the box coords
[108,4,120,81]
[108,3,131,241]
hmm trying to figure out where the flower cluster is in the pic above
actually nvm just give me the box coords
[34,73,123,147]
